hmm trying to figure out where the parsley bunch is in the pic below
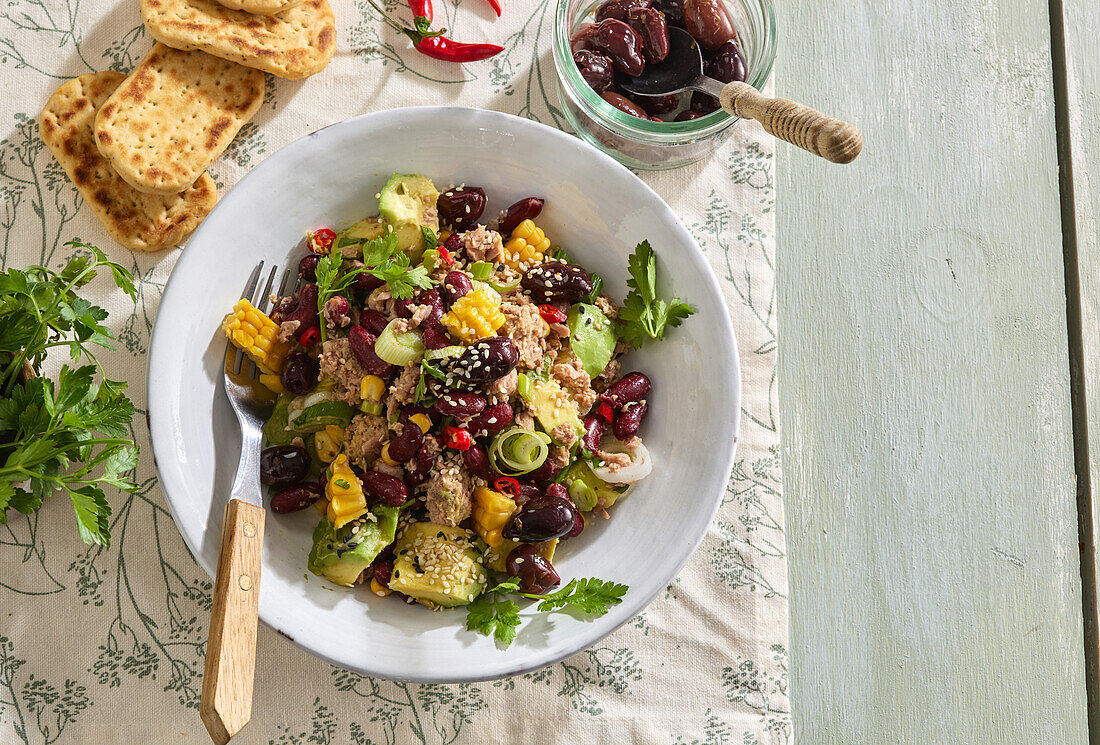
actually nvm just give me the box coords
[465,576,628,647]
[0,242,139,547]
[617,240,695,347]
[314,231,435,342]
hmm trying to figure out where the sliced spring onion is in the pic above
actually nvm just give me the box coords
[375,319,425,366]
[470,280,502,305]
[568,478,598,511]
[516,372,533,401]
[488,426,552,476]
[359,400,384,416]
[487,275,522,293]
[420,248,440,271]
[469,261,493,281]
[291,401,354,433]
[424,345,465,361]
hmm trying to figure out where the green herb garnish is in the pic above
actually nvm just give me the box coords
[421,226,439,251]
[617,240,694,347]
[0,241,139,547]
[465,576,628,648]
[333,478,351,489]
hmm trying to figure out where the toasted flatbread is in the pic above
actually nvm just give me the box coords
[142,0,336,80]
[39,72,217,253]
[94,44,264,195]
[213,0,304,15]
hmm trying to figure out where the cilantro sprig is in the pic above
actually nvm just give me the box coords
[0,241,139,547]
[617,240,694,347]
[315,231,435,342]
[465,576,628,648]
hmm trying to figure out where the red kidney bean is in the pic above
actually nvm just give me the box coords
[285,283,319,336]
[683,0,735,49]
[359,309,389,336]
[394,297,415,319]
[354,264,386,292]
[468,402,513,437]
[522,263,593,304]
[641,93,679,116]
[588,19,645,76]
[601,372,651,408]
[435,391,488,419]
[573,50,615,93]
[704,40,746,83]
[627,6,670,63]
[281,352,319,395]
[571,22,595,52]
[416,288,445,327]
[323,295,350,327]
[362,471,409,506]
[613,399,648,439]
[498,197,545,237]
[506,544,561,594]
[691,91,720,114]
[422,325,452,350]
[437,187,487,231]
[270,482,322,513]
[387,420,424,463]
[407,436,439,485]
[441,270,473,305]
[462,444,497,480]
[347,326,393,376]
[515,481,542,504]
[545,483,569,501]
[527,456,562,483]
[561,509,585,540]
[504,494,579,542]
[651,0,684,26]
[602,91,649,119]
[298,254,320,281]
[372,559,394,586]
[595,0,650,22]
[675,109,704,121]
[581,415,605,452]
[260,445,310,487]
[443,232,463,254]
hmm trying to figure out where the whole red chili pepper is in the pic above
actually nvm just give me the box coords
[367,0,504,62]
[408,0,432,23]
[484,0,502,17]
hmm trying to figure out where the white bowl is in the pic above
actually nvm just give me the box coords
[147,106,740,682]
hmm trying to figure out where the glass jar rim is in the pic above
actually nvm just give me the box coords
[553,0,777,143]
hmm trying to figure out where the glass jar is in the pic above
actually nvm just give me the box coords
[553,0,776,170]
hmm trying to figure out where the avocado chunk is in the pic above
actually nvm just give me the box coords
[567,303,617,378]
[378,174,439,258]
[263,393,297,446]
[307,506,400,587]
[335,215,386,253]
[528,378,584,443]
[388,522,487,607]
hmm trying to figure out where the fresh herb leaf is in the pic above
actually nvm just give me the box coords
[413,372,428,404]
[584,273,604,305]
[465,587,521,646]
[334,478,351,489]
[69,485,111,547]
[420,359,447,381]
[421,226,439,251]
[361,231,400,267]
[465,576,627,648]
[368,252,435,299]
[616,240,695,347]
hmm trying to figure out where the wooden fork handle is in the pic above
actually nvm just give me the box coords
[201,499,265,744]
[719,81,863,164]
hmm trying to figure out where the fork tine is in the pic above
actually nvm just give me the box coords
[278,264,296,298]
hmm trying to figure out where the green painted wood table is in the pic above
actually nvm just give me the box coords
[777,0,1097,741]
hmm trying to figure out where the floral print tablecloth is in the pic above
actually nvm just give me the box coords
[0,1,789,742]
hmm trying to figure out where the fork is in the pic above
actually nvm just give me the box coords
[201,261,294,745]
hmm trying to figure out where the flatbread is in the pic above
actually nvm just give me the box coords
[142,0,336,80]
[94,44,264,195]
[213,0,305,15]
[39,72,217,253]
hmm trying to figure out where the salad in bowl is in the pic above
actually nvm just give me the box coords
[221,172,693,644]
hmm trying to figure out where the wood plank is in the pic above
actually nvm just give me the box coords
[774,0,1090,741]
[1059,0,1100,729]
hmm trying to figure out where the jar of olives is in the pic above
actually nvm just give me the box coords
[553,0,775,169]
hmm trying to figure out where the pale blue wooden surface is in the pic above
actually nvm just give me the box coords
[775,0,1092,741]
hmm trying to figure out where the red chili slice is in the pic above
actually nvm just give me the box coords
[309,227,336,254]
[299,326,320,347]
[443,425,473,451]
[538,304,567,324]
[494,477,520,498]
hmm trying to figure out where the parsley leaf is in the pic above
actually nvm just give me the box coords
[465,576,627,648]
[334,478,351,489]
[368,252,434,299]
[465,587,521,646]
[616,240,695,347]
[361,231,400,267]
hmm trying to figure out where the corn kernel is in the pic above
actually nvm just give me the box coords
[314,427,343,464]
[370,577,392,596]
[472,486,516,548]
[221,299,291,374]
[501,220,550,270]
[259,373,284,394]
[441,289,505,343]
[408,413,432,433]
[380,442,399,466]
[360,375,386,402]
[326,454,367,529]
